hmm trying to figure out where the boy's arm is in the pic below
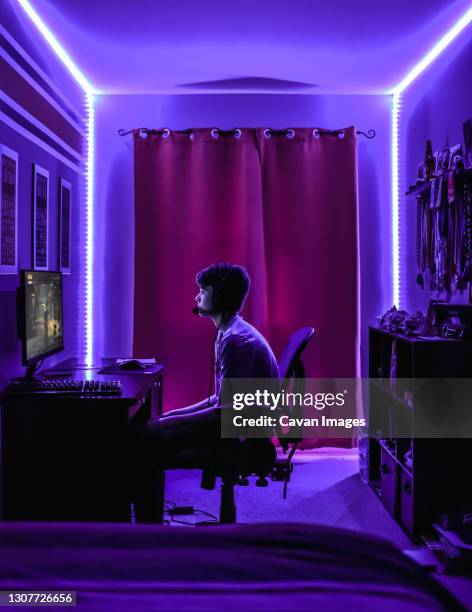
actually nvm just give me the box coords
[160,395,217,419]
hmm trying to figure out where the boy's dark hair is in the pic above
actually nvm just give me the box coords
[196,263,251,314]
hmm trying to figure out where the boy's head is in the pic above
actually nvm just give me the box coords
[195,263,251,315]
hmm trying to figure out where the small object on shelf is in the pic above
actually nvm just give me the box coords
[379,305,409,333]
[378,306,430,336]
[440,316,466,339]
[424,139,435,180]
[432,303,472,337]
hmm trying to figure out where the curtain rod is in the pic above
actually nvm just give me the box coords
[118,128,376,139]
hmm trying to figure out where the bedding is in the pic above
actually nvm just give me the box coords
[0,522,464,611]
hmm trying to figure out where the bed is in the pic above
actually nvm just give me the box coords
[0,522,464,611]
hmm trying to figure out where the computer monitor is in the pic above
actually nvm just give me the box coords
[19,270,64,369]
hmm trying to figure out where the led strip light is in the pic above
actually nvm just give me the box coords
[390,6,472,308]
[13,0,96,365]
[14,0,472,351]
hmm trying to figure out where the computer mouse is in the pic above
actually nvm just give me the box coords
[120,359,147,370]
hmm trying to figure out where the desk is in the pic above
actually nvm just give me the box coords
[0,358,164,522]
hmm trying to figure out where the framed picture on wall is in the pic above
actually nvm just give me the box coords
[0,144,18,274]
[59,178,71,274]
[32,164,49,270]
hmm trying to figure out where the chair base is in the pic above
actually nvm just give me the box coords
[220,481,236,523]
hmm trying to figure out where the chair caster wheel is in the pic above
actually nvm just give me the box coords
[256,477,268,487]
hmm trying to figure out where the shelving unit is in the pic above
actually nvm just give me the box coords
[361,326,472,539]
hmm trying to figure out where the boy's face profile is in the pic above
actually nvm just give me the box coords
[195,285,215,315]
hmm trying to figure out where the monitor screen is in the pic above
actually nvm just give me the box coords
[20,270,64,365]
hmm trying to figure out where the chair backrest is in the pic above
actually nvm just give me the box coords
[277,327,315,383]
[276,327,315,451]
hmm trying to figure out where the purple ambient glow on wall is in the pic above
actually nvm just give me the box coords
[390,5,472,308]
[14,0,96,364]
[13,0,472,358]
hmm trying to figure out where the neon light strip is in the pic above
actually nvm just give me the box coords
[391,93,401,307]
[13,0,95,364]
[390,7,472,308]
[13,0,94,94]
[393,7,472,95]
[85,94,95,365]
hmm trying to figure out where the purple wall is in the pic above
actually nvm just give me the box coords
[401,32,472,313]
[0,5,86,385]
[1,1,85,106]
[94,94,392,376]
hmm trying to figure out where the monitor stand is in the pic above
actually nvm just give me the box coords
[25,362,40,380]
[8,362,42,385]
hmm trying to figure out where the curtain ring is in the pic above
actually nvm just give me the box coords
[234,129,242,139]
[162,128,171,139]
[211,128,219,139]
[189,132,194,140]
[312,128,321,139]
[286,129,295,139]
[337,130,345,140]
[139,129,148,139]
[264,129,271,139]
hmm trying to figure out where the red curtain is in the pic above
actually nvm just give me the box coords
[133,127,359,436]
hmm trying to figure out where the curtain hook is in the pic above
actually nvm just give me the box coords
[139,129,148,139]
[189,131,194,140]
[234,129,242,139]
[211,128,219,140]
[264,129,271,140]
[162,128,171,139]
[286,129,295,139]
[337,130,345,140]
[312,128,321,139]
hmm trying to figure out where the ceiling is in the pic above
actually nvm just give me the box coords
[11,0,472,94]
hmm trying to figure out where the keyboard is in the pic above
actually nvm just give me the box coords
[4,379,122,395]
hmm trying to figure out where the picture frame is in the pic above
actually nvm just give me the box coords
[0,144,18,274]
[59,178,71,274]
[32,164,49,270]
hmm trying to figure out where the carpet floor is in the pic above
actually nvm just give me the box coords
[165,448,472,609]
[165,447,411,548]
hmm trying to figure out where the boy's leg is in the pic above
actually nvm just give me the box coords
[132,406,222,523]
